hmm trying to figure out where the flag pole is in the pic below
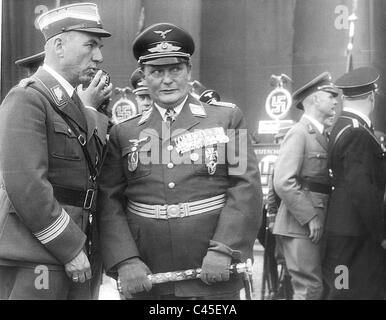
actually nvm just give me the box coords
[346,0,358,73]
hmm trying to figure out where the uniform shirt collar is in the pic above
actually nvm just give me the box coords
[154,95,188,122]
[344,107,372,128]
[303,114,324,134]
[43,64,75,97]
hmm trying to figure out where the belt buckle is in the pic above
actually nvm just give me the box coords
[166,204,180,219]
[83,189,95,210]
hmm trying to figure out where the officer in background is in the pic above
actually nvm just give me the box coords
[98,22,262,300]
[0,3,111,299]
[264,126,293,300]
[15,51,45,76]
[130,68,152,113]
[273,72,338,300]
[323,67,386,299]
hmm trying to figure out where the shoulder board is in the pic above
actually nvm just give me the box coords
[307,124,316,134]
[209,101,236,108]
[118,113,142,124]
[17,77,35,88]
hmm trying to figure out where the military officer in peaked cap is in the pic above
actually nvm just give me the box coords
[0,3,111,299]
[15,51,45,76]
[322,67,386,300]
[130,68,152,113]
[98,22,263,300]
[273,72,338,299]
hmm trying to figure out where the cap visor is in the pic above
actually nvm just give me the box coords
[142,57,187,66]
[15,51,45,66]
[76,28,111,37]
[325,89,339,97]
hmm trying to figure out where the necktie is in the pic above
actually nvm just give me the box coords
[165,108,177,123]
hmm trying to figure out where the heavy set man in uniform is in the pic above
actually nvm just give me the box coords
[98,22,262,300]
[130,68,152,113]
[0,3,111,299]
[273,72,338,299]
[323,67,386,299]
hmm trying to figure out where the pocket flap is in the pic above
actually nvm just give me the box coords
[122,143,151,157]
[53,121,76,138]
[307,152,327,159]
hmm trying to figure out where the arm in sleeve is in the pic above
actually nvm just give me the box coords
[209,107,263,262]
[97,125,140,276]
[266,173,280,216]
[0,87,86,264]
[273,128,317,226]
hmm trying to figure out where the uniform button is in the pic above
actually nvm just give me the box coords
[167,145,173,151]
[168,182,175,189]
[68,128,72,135]
[167,163,174,169]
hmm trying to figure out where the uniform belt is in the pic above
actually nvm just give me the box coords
[127,194,227,220]
[301,181,331,195]
[53,185,96,210]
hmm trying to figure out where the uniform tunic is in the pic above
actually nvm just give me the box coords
[323,111,386,299]
[98,94,262,297]
[0,67,108,299]
[273,116,330,300]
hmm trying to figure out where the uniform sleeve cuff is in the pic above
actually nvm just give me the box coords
[34,208,86,264]
[207,240,242,260]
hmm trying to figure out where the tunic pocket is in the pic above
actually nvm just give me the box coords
[51,121,82,161]
[122,145,152,180]
[306,152,328,174]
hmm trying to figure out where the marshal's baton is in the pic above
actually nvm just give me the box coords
[117,259,253,289]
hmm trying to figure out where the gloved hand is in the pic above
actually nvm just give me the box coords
[117,257,152,299]
[199,251,232,285]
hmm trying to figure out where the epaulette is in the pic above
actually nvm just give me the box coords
[208,101,236,108]
[17,77,35,88]
[119,113,142,124]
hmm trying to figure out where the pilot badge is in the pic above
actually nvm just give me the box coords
[128,149,139,172]
[206,147,218,175]
[127,136,150,172]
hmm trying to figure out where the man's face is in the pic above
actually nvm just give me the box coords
[315,91,338,127]
[142,62,191,108]
[135,94,152,112]
[61,31,104,86]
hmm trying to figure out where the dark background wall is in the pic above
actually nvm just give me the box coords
[2,0,384,136]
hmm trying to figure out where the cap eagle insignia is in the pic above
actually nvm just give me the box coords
[153,29,172,39]
[203,92,213,99]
